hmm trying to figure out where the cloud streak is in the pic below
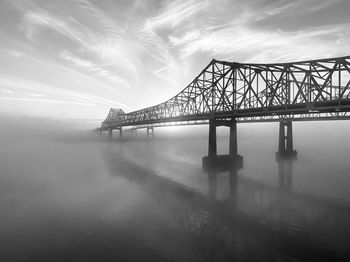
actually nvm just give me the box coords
[0,96,94,106]
[0,0,349,118]
[0,75,126,107]
[21,7,134,84]
[143,0,209,32]
[177,22,350,62]
[59,49,127,85]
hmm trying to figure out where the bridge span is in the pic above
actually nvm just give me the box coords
[98,55,350,170]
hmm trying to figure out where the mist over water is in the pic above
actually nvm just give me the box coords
[1,115,350,261]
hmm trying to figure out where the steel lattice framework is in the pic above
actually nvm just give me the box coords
[101,56,350,130]
[102,108,125,127]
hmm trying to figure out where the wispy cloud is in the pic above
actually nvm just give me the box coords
[1,89,14,94]
[177,22,350,62]
[59,49,127,85]
[21,9,86,43]
[168,30,201,47]
[143,0,209,31]
[255,0,342,19]
[0,75,126,108]
[1,0,349,118]
[148,0,350,63]
[27,93,44,97]
[0,97,94,106]
[21,6,137,83]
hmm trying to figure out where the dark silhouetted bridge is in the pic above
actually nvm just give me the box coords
[98,56,350,170]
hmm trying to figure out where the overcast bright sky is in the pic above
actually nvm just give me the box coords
[0,0,349,119]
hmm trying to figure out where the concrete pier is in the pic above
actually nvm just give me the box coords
[276,120,297,160]
[208,118,217,157]
[275,120,296,191]
[203,118,243,172]
[147,127,154,139]
[106,128,123,140]
[119,127,122,139]
[229,120,237,156]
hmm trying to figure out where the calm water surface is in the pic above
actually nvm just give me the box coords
[1,118,350,261]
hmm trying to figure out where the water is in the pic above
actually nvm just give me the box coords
[1,116,350,261]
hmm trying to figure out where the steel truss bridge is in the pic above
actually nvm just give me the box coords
[100,55,350,130]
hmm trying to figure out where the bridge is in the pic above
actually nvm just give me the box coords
[98,55,350,170]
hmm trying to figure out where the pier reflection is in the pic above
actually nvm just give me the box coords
[278,158,293,190]
[207,167,238,201]
[104,146,350,261]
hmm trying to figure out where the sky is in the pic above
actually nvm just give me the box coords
[0,0,350,119]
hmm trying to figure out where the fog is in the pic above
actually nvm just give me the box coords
[1,114,350,261]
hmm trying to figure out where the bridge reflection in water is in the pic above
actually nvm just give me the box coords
[104,144,350,262]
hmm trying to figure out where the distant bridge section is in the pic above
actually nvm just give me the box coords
[100,56,350,130]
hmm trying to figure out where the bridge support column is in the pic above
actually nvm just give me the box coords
[208,118,217,157]
[276,121,297,159]
[228,119,243,170]
[119,127,122,139]
[229,119,237,156]
[276,121,296,190]
[203,118,243,172]
[147,127,154,139]
[108,129,113,140]
[228,119,242,200]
